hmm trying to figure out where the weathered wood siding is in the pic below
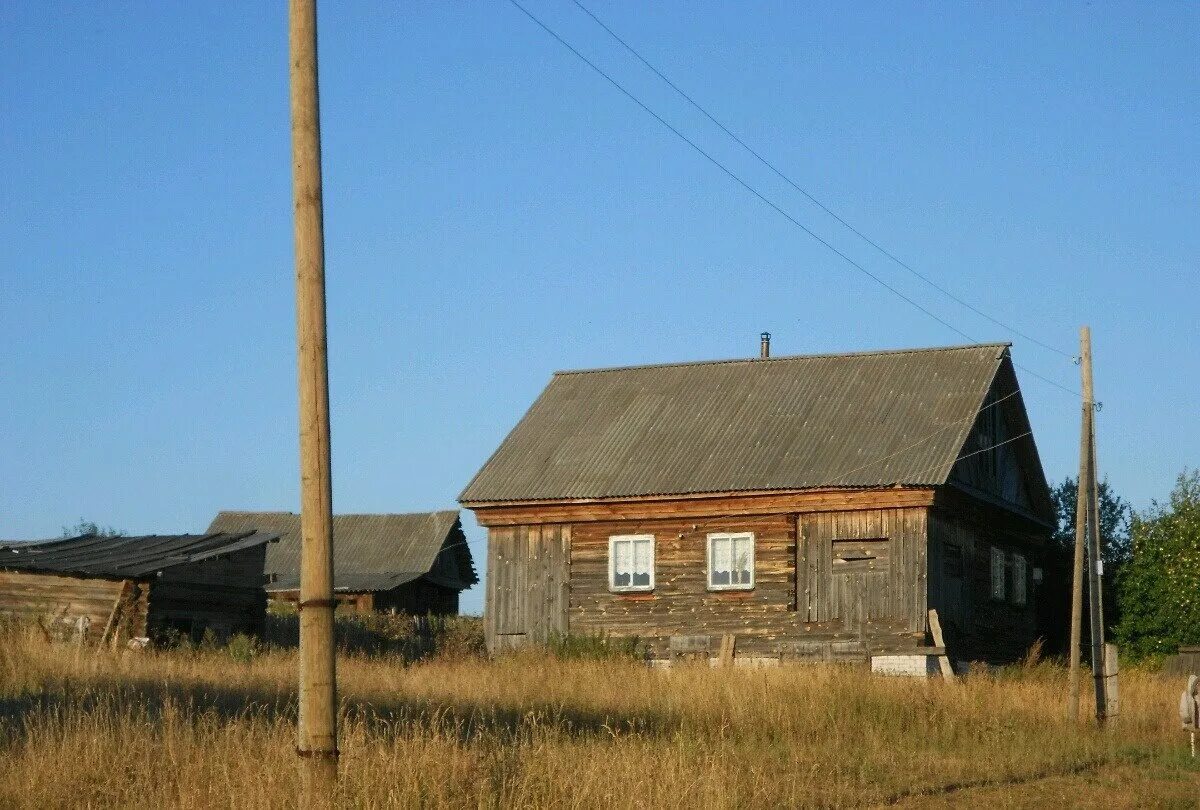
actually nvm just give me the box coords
[485,525,569,653]
[798,508,928,635]
[148,544,267,641]
[374,580,461,616]
[569,514,794,657]
[564,507,928,658]
[927,508,1039,663]
[0,571,146,640]
[271,580,462,616]
[950,386,1033,511]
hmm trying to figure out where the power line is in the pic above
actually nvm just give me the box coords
[830,388,1021,485]
[904,430,1034,484]
[508,5,970,339]
[571,0,1073,360]
[506,1,1083,400]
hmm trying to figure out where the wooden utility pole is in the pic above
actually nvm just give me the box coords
[1067,326,1110,725]
[1067,327,1092,722]
[1086,382,1109,723]
[290,0,338,802]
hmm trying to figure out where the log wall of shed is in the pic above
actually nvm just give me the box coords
[148,544,268,641]
[0,571,147,641]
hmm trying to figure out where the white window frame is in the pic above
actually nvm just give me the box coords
[706,532,755,591]
[990,546,1006,601]
[1012,552,1027,606]
[608,534,655,593]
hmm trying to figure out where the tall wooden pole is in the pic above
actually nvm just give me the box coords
[1067,327,1093,722]
[1087,391,1108,723]
[290,0,337,801]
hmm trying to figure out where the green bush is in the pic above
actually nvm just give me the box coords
[226,633,260,664]
[1115,470,1200,660]
[546,631,643,661]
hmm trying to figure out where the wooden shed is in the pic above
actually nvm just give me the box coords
[460,343,1055,666]
[207,510,478,615]
[0,531,276,645]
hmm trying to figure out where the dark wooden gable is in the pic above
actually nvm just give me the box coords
[948,357,1054,524]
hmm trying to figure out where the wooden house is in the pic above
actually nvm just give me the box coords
[460,343,1055,666]
[0,531,276,645]
[207,510,478,614]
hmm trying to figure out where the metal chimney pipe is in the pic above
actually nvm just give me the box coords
[760,332,771,359]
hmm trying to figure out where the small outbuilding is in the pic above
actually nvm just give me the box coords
[0,531,276,644]
[207,510,478,614]
[461,342,1055,666]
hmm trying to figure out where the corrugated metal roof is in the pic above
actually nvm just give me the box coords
[460,343,1021,503]
[0,531,276,580]
[205,511,478,593]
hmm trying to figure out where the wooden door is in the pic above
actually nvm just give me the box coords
[525,525,570,644]
[485,525,570,653]
[799,509,928,634]
[832,538,890,633]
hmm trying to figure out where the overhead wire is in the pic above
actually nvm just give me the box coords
[571,0,1073,360]
[506,0,1083,400]
[829,388,1021,485]
[903,431,1033,485]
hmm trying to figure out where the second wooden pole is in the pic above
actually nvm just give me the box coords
[290,0,338,802]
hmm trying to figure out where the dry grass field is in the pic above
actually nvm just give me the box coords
[1,624,1197,809]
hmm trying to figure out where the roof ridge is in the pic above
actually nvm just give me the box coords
[552,342,1011,376]
[214,509,459,519]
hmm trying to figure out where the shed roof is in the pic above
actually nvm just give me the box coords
[461,343,1041,503]
[0,532,276,580]
[206,511,477,593]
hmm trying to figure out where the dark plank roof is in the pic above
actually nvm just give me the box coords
[0,532,276,580]
[206,511,478,593]
[461,343,1039,503]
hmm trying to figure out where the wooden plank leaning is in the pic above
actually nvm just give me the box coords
[927,609,957,683]
[97,579,133,649]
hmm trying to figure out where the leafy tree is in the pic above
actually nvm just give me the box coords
[1114,470,1200,660]
[1037,477,1130,654]
[1048,477,1132,565]
[61,519,125,538]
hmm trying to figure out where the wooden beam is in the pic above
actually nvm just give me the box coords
[927,609,956,683]
[470,487,936,526]
[97,579,133,648]
[718,633,735,668]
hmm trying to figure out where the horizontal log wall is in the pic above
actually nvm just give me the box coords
[567,510,926,658]
[928,508,1040,663]
[0,571,139,640]
[471,487,936,527]
[148,545,268,640]
[374,580,461,616]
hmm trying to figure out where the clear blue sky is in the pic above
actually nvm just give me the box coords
[2,3,1196,614]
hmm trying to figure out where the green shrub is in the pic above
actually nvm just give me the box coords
[226,633,260,664]
[546,631,643,661]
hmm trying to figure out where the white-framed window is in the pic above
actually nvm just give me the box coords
[609,534,654,592]
[990,546,1006,601]
[707,532,755,590]
[1012,553,1027,606]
